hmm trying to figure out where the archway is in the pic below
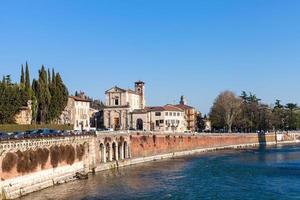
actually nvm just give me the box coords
[136,118,143,130]
[118,142,123,160]
[106,143,111,162]
[112,142,117,160]
[124,141,128,159]
[99,143,105,163]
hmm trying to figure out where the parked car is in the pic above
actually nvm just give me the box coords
[0,132,10,140]
[10,132,25,139]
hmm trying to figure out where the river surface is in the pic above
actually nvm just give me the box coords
[20,144,300,200]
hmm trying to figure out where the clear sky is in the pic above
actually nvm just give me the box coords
[0,0,299,114]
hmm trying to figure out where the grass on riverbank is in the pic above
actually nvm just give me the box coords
[0,124,73,132]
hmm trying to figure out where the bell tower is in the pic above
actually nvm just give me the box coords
[180,95,187,105]
[135,81,145,109]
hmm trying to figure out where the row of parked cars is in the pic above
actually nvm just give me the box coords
[0,129,93,141]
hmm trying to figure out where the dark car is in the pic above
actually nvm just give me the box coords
[25,130,40,138]
[10,132,25,139]
[0,132,10,140]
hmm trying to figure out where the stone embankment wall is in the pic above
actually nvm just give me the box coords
[0,132,298,199]
[130,133,276,158]
[0,135,93,199]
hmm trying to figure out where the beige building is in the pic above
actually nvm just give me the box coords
[14,100,32,125]
[103,81,187,133]
[60,95,91,131]
[131,105,186,132]
[103,81,145,130]
[172,96,197,132]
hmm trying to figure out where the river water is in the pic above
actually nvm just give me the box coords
[20,144,300,200]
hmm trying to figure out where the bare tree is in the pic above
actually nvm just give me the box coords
[210,91,242,133]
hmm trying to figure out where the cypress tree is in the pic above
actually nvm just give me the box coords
[36,65,51,124]
[25,62,31,96]
[20,64,25,88]
[52,68,55,84]
[48,68,51,85]
[48,72,68,122]
[31,78,38,124]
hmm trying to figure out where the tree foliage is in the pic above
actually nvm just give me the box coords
[0,76,26,123]
[0,63,69,124]
[209,91,242,133]
[209,91,300,132]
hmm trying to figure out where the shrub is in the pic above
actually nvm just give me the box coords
[58,145,66,162]
[36,148,49,169]
[50,146,60,168]
[65,145,75,165]
[16,150,26,173]
[16,149,38,173]
[2,152,17,172]
[76,144,85,161]
[27,149,38,171]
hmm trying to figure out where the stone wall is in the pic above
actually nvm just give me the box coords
[130,133,276,158]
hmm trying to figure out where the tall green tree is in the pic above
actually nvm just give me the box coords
[20,64,25,88]
[0,77,24,123]
[36,66,51,124]
[47,68,51,85]
[48,72,69,122]
[272,100,286,130]
[285,103,298,130]
[209,91,242,133]
[25,62,30,92]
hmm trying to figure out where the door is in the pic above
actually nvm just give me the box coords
[114,117,120,130]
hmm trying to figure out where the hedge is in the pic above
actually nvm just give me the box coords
[0,124,73,132]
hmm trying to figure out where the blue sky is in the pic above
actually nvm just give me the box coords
[0,0,299,114]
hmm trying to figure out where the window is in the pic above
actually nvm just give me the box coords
[170,112,172,116]
[155,112,161,116]
[115,98,119,105]
[156,120,160,127]
[177,112,180,116]
[165,112,168,116]
[160,120,164,124]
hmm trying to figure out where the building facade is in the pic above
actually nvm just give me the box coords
[60,95,91,131]
[103,81,145,130]
[103,81,188,133]
[131,105,186,132]
[172,96,197,132]
[14,100,32,125]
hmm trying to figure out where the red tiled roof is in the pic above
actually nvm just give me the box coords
[173,104,194,110]
[163,105,184,112]
[145,106,165,112]
[69,96,92,102]
[144,105,184,112]
[132,109,148,114]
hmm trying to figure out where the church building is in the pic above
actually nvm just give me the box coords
[103,81,145,130]
[103,81,189,133]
